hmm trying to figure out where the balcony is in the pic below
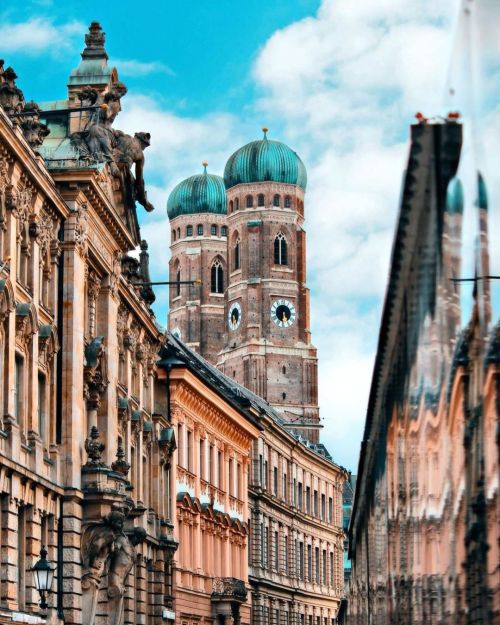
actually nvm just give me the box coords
[211,577,247,602]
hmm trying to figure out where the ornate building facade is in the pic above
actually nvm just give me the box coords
[167,132,347,623]
[348,119,499,625]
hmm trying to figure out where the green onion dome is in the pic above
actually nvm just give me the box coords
[167,163,227,220]
[224,128,307,191]
[446,177,464,215]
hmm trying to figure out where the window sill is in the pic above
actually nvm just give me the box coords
[210,293,225,298]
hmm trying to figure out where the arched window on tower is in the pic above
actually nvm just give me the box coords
[211,259,224,294]
[246,195,253,208]
[284,196,291,208]
[258,193,265,207]
[273,194,281,207]
[235,198,239,211]
[211,224,218,236]
[229,200,234,213]
[274,232,288,266]
[175,266,181,297]
[177,227,180,239]
[172,229,176,242]
[234,237,241,271]
[197,224,204,236]
[186,225,193,237]
[221,226,228,238]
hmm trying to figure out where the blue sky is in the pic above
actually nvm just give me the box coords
[1,0,498,472]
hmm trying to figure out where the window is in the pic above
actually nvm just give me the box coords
[234,238,241,270]
[172,229,176,241]
[237,462,242,498]
[322,549,327,585]
[274,531,279,570]
[282,473,287,501]
[273,194,280,207]
[307,544,312,580]
[218,450,223,488]
[186,225,193,237]
[221,225,228,237]
[299,542,304,579]
[38,373,46,443]
[314,490,318,516]
[211,259,224,293]
[284,195,291,208]
[321,494,326,520]
[246,195,253,208]
[258,193,265,207]
[211,224,218,236]
[209,444,214,483]
[315,546,320,582]
[284,534,289,574]
[274,232,288,265]
[177,227,180,238]
[328,497,333,523]
[14,355,23,424]
[306,486,311,514]
[187,430,193,471]
[273,467,278,495]
[298,482,303,509]
[259,453,263,485]
[200,439,205,480]
[175,268,181,297]
[235,197,239,210]
[261,523,266,566]
[264,460,268,490]
[229,200,234,213]
[229,458,234,496]
[197,224,203,236]
[330,551,334,586]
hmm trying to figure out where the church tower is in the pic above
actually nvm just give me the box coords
[218,130,320,442]
[167,164,228,363]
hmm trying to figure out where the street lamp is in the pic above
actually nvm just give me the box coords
[31,547,56,609]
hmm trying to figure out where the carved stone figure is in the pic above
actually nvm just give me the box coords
[0,62,25,115]
[113,131,154,212]
[108,527,147,625]
[19,101,50,151]
[81,511,146,625]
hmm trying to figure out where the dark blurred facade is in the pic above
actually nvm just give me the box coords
[348,120,499,625]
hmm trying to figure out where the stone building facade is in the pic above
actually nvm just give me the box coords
[348,120,499,624]
[0,22,180,625]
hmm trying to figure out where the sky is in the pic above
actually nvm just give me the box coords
[1,0,498,472]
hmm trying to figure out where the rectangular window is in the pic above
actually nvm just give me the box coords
[264,460,268,490]
[187,430,193,471]
[237,462,242,498]
[293,478,297,505]
[197,224,203,236]
[330,551,334,586]
[273,467,278,495]
[313,490,318,516]
[306,486,311,514]
[284,534,289,574]
[322,549,327,585]
[209,444,214,483]
[17,504,27,609]
[307,544,312,581]
[38,372,47,443]
[274,530,279,571]
[329,497,333,523]
[298,482,303,510]
[199,439,205,479]
[259,453,263,486]
[321,494,326,520]
[299,542,304,580]
[211,224,218,236]
[282,473,287,501]
[218,450,223,489]
[14,354,23,423]
[265,526,269,568]
[221,226,228,237]
[178,423,184,467]
[229,458,234,496]
[315,546,320,582]
[261,523,266,567]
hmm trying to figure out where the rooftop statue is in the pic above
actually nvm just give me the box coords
[68,22,155,214]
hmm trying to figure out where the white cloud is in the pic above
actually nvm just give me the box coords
[252,0,459,471]
[114,59,174,77]
[0,17,84,55]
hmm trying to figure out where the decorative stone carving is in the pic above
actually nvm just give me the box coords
[81,510,147,625]
[113,131,154,213]
[15,302,38,342]
[111,443,130,476]
[19,101,50,151]
[0,62,25,115]
[138,239,155,305]
[84,336,108,410]
[159,427,176,468]
[87,271,101,337]
[84,425,106,467]
[73,204,88,256]
[38,323,59,365]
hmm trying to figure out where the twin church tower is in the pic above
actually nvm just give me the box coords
[167,130,320,442]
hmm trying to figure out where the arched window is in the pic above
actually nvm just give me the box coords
[197,224,204,236]
[258,194,265,207]
[172,229,176,242]
[274,233,288,265]
[246,195,253,208]
[235,198,239,211]
[211,259,224,294]
[221,226,228,237]
[177,227,180,239]
[186,225,193,237]
[211,224,218,236]
[284,196,291,208]
[273,194,280,207]
[234,237,241,270]
[175,268,181,296]
[229,200,234,213]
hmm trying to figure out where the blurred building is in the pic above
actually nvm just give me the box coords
[342,475,356,589]
[348,119,499,624]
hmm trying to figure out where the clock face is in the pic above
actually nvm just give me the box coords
[228,302,242,331]
[271,299,296,328]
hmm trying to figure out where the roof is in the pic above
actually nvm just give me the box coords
[224,129,307,191]
[158,333,341,467]
[167,165,226,220]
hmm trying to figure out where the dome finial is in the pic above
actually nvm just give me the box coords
[262,126,269,139]
[202,160,208,173]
